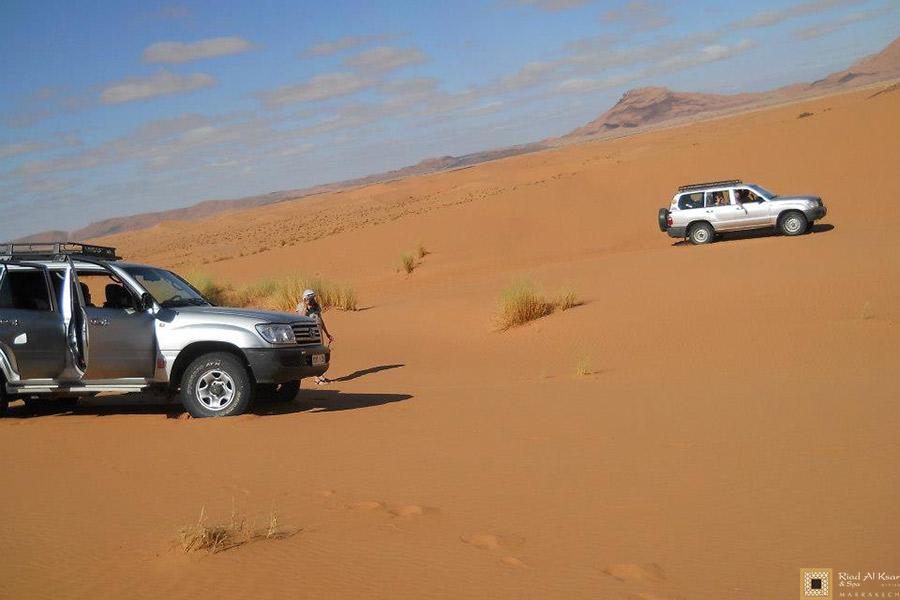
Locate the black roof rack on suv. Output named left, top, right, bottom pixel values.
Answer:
left=678, top=179, right=742, bottom=192
left=0, top=242, right=121, bottom=262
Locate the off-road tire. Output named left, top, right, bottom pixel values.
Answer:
left=180, top=352, right=252, bottom=418
left=779, top=211, right=808, bottom=236
left=0, top=389, right=7, bottom=418
left=256, top=381, right=300, bottom=403
left=688, top=222, right=714, bottom=245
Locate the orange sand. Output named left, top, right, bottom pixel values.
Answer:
left=1, top=85, right=898, bottom=600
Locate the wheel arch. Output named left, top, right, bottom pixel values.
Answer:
left=776, top=208, right=805, bottom=227
left=169, top=342, right=252, bottom=390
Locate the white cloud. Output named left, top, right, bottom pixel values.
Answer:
left=511, top=0, right=589, bottom=11
left=600, top=1, right=672, bottom=31
left=261, top=72, right=374, bottom=107
left=0, top=141, right=47, bottom=159
left=143, top=36, right=254, bottom=63
left=301, top=34, right=400, bottom=58
left=344, top=46, right=426, bottom=73
left=99, top=71, right=215, bottom=104
left=794, top=4, right=898, bottom=39
left=733, top=0, right=865, bottom=28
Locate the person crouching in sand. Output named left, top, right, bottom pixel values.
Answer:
left=297, top=289, right=333, bottom=385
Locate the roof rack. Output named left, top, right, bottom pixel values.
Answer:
left=678, top=179, right=742, bottom=192
left=0, top=242, right=121, bottom=262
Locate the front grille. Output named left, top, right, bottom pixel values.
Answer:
left=292, top=322, right=321, bottom=345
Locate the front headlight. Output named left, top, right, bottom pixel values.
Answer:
left=255, top=323, right=295, bottom=345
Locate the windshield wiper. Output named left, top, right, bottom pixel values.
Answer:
left=161, top=296, right=208, bottom=308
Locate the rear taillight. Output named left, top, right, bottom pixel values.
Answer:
left=666, top=214, right=673, bottom=226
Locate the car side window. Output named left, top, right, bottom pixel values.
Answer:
left=705, top=190, right=731, bottom=207
left=77, top=271, right=134, bottom=310
left=737, top=188, right=763, bottom=203
left=0, top=270, right=52, bottom=311
left=678, top=192, right=704, bottom=209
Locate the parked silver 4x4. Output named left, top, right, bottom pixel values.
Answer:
left=658, top=179, right=827, bottom=244
left=0, top=243, right=329, bottom=417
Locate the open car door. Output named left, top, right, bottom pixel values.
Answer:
left=57, top=259, right=89, bottom=381
left=0, top=260, right=88, bottom=384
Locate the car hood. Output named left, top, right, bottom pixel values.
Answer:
left=172, top=305, right=311, bottom=323
left=770, top=195, right=820, bottom=203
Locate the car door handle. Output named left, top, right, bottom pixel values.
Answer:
left=0, top=318, right=18, bottom=327
left=90, top=318, right=110, bottom=327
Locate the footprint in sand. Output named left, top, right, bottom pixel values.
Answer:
left=460, top=533, right=525, bottom=551
left=316, top=489, right=336, bottom=498
left=346, top=500, right=386, bottom=511
left=626, top=593, right=683, bottom=600
left=602, top=563, right=666, bottom=584
left=388, top=504, right=439, bottom=518
left=500, top=556, right=527, bottom=568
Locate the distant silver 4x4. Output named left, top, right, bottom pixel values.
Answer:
left=0, top=243, right=329, bottom=417
left=658, top=179, right=827, bottom=244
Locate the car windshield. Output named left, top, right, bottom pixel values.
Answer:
left=122, top=265, right=211, bottom=307
left=748, top=184, right=777, bottom=199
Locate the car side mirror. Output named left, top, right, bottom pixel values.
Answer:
left=139, top=292, right=154, bottom=311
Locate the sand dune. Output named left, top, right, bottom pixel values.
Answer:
left=1, top=84, right=899, bottom=599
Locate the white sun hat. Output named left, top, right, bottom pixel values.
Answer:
left=303, top=289, right=316, bottom=298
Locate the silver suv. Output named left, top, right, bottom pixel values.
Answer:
left=658, top=179, right=827, bottom=244
left=0, top=243, right=329, bottom=417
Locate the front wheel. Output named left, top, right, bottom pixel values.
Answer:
left=688, top=222, right=715, bottom=245
left=779, top=211, right=808, bottom=236
left=180, top=352, right=252, bottom=418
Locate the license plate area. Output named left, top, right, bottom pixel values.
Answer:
left=311, top=354, right=326, bottom=366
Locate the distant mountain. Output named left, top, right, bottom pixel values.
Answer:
left=17, top=37, right=899, bottom=243
left=561, top=37, right=900, bottom=140
left=17, top=142, right=546, bottom=243
left=563, top=87, right=762, bottom=137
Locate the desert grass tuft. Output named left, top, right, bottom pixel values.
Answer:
left=187, top=273, right=235, bottom=307
left=178, top=505, right=296, bottom=554
left=798, top=111, right=814, bottom=119
left=400, top=253, right=416, bottom=274
left=186, top=273, right=357, bottom=312
left=497, top=282, right=555, bottom=330
left=575, top=355, right=593, bottom=377
left=497, top=282, right=581, bottom=330
left=555, top=290, right=580, bottom=311
left=416, top=243, right=430, bottom=259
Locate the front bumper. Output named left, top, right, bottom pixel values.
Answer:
left=803, top=204, right=827, bottom=221
left=666, top=226, right=687, bottom=238
left=244, top=345, right=330, bottom=383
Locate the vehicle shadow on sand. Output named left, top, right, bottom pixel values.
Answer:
left=255, top=389, right=412, bottom=414
left=672, top=223, right=834, bottom=246
left=4, top=389, right=413, bottom=419
left=328, top=363, right=405, bottom=383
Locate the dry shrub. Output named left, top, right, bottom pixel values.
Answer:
left=416, top=244, right=430, bottom=259
left=798, top=111, right=814, bottom=119
left=400, top=253, right=416, bottom=274
left=186, top=273, right=357, bottom=312
left=187, top=273, right=235, bottom=306
left=497, top=282, right=580, bottom=330
left=178, top=506, right=295, bottom=554
left=556, top=290, right=580, bottom=311
left=575, top=355, right=593, bottom=377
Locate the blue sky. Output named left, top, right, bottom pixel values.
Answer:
left=1, top=0, right=898, bottom=239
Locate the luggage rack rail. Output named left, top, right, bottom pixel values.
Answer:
left=0, top=242, right=121, bottom=262
left=678, top=179, right=742, bottom=192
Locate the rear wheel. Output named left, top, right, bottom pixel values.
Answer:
left=0, top=388, right=7, bottom=418
left=779, top=211, right=808, bottom=236
left=688, top=222, right=714, bottom=245
left=180, top=352, right=252, bottom=418
left=256, top=381, right=300, bottom=403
